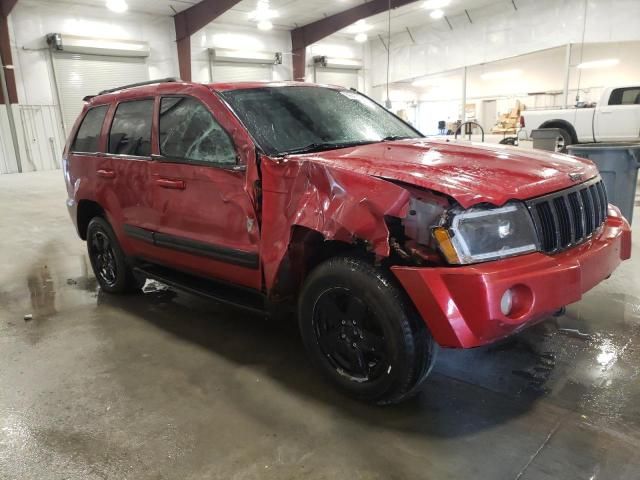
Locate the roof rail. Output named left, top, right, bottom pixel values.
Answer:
left=98, top=77, right=180, bottom=96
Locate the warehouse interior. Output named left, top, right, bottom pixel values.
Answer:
left=1, top=0, right=640, bottom=478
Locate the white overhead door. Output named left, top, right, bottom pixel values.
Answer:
left=52, top=52, right=148, bottom=134
left=314, top=68, right=360, bottom=90
left=210, top=62, right=273, bottom=83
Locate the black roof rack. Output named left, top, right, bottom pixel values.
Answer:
left=97, top=77, right=180, bottom=96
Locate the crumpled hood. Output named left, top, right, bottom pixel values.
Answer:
left=293, top=139, right=599, bottom=208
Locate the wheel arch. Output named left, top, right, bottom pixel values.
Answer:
left=268, top=225, right=374, bottom=302
left=539, top=119, right=578, bottom=144
left=77, top=199, right=105, bottom=240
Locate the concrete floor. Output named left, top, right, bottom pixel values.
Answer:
left=1, top=170, right=640, bottom=480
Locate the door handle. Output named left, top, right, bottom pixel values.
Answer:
left=96, top=169, right=116, bottom=179
left=155, top=178, right=186, bottom=189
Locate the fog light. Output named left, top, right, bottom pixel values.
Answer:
left=500, top=289, right=513, bottom=316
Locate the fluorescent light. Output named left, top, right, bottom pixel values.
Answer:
left=430, top=9, right=445, bottom=19
left=106, top=0, right=128, bottom=13
left=257, top=19, right=273, bottom=30
left=423, top=0, right=451, bottom=8
left=354, top=32, right=368, bottom=43
left=480, top=69, right=522, bottom=80
left=248, top=0, right=279, bottom=21
left=577, top=58, right=619, bottom=69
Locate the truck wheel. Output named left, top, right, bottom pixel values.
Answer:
left=298, top=256, right=437, bottom=404
left=87, top=217, right=143, bottom=294
left=555, top=128, right=573, bottom=153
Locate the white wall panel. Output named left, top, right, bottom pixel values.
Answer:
left=52, top=52, right=148, bottom=134
left=0, top=106, right=19, bottom=174
left=314, top=68, right=360, bottom=90
left=191, top=23, right=292, bottom=83
left=368, top=0, right=640, bottom=87
left=16, top=105, right=65, bottom=172
left=11, top=0, right=177, bottom=105
left=211, top=63, right=273, bottom=83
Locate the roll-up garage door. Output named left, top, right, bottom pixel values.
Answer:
left=52, top=52, right=148, bottom=135
left=209, top=62, right=273, bottom=83
left=314, top=68, right=360, bottom=90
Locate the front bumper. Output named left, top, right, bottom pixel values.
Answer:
left=392, top=207, right=632, bottom=348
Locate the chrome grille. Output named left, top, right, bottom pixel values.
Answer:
left=526, top=177, right=608, bottom=254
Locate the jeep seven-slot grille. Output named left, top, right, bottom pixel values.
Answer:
left=526, top=177, right=608, bottom=253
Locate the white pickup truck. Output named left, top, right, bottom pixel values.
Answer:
left=521, top=85, right=640, bottom=150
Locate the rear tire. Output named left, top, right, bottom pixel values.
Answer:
left=555, top=128, right=573, bottom=153
left=298, top=256, right=437, bottom=404
left=87, top=217, right=143, bottom=294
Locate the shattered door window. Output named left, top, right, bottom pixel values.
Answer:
left=159, top=97, right=237, bottom=165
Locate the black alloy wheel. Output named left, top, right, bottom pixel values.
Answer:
left=86, top=217, right=144, bottom=294
left=313, top=287, right=387, bottom=383
left=299, top=256, right=437, bottom=404
left=89, top=230, right=118, bottom=288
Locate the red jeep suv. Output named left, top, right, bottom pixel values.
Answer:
left=63, top=78, right=631, bottom=404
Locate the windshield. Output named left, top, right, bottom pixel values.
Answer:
left=220, top=86, right=422, bottom=156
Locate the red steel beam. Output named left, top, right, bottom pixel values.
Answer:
left=176, top=36, right=191, bottom=82
left=291, top=0, right=419, bottom=81
left=173, top=0, right=242, bottom=82
left=0, top=0, right=18, bottom=17
left=0, top=13, right=18, bottom=104
left=174, top=0, right=242, bottom=41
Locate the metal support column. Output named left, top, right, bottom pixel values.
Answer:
left=562, top=43, right=571, bottom=108
left=461, top=66, right=467, bottom=122
left=0, top=50, right=21, bottom=173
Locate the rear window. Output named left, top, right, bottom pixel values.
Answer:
left=109, top=99, right=154, bottom=157
left=71, top=105, right=108, bottom=153
left=608, top=87, right=640, bottom=105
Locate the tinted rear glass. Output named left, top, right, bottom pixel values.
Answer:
left=109, top=99, right=154, bottom=156
left=609, top=87, right=640, bottom=105
left=71, top=105, right=108, bottom=153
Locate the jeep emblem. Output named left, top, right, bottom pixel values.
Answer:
left=568, top=172, right=584, bottom=182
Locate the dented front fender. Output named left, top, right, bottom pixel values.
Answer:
left=260, top=157, right=411, bottom=291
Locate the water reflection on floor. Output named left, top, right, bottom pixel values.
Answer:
left=1, top=171, right=640, bottom=479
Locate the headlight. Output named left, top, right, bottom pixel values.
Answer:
left=433, top=203, right=539, bottom=264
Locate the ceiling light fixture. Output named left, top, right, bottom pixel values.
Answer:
left=577, top=58, right=619, bottom=69
left=423, top=0, right=451, bottom=9
left=480, top=69, right=523, bottom=80
left=430, top=9, right=445, bottom=19
left=248, top=0, right=279, bottom=21
left=106, top=0, right=128, bottom=13
left=354, top=32, right=368, bottom=43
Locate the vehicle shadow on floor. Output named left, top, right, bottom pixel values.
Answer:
left=88, top=282, right=566, bottom=439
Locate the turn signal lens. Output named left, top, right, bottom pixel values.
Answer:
left=433, top=227, right=460, bottom=264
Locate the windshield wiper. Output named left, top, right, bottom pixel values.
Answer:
left=380, top=135, right=414, bottom=141
left=282, top=140, right=376, bottom=155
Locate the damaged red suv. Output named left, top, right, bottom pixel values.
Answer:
left=63, top=79, right=631, bottom=404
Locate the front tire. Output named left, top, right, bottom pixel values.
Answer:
left=87, top=217, right=143, bottom=294
left=298, top=256, right=436, bottom=404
